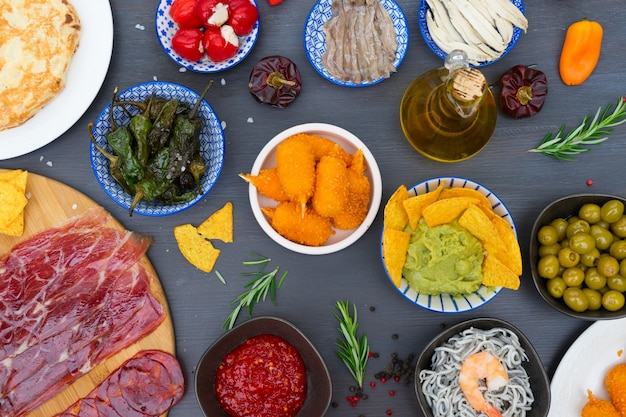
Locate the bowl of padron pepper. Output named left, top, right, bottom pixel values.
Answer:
left=89, top=81, right=225, bottom=216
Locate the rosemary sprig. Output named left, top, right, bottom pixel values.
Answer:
left=333, top=300, right=369, bottom=388
left=222, top=253, right=288, bottom=330
left=529, top=97, right=626, bottom=160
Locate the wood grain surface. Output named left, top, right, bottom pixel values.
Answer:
left=0, top=170, right=175, bottom=417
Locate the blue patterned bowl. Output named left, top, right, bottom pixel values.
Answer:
left=155, top=0, right=259, bottom=73
left=90, top=81, right=225, bottom=216
left=418, top=0, right=524, bottom=67
left=380, top=177, right=517, bottom=313
left=303, top=0, right=409, bottom=87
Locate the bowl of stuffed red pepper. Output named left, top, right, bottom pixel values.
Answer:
left=89, top=80, right=225, bottom=216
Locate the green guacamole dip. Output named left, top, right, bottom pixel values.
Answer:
left=403, top=219, right=483, bottom=295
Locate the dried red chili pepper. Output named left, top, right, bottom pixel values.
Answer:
left=248, top=56, right=302, bottom=108
left=499, top=65, right=548, bottom=119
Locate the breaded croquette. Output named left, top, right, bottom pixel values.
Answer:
left=263, top=201, right=332, bottom=246
left=582, top=390, right=621, bottom=417
left=294, top=133, right=352, bottom=165
left=312, top=155, right=349, bottom=218
left=332, top=150, right=370, bottom=230
left=276, top=136, right=316, bottom=214
left=240, top=168, right=289, bottom=202
left=606, top=363, right=626, bottom=415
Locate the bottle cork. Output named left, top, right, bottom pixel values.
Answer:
left=451, top=68, right=486, bottom=103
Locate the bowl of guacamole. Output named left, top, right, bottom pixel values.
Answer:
left=380, top=176, right=518, bottom=313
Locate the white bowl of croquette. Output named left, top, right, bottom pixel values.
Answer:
left=243, top=123, right=382, bottom=255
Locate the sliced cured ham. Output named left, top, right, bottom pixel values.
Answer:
left=54, top=350, right=184, bottom=417
left=0, top=208, right=165, bottom=417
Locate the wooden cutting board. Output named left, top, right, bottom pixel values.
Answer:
left=0, top=170, right=175, bottom=417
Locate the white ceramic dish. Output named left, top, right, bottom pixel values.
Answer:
left=303, top=0, right=409, bottom=87
left=90, top=81, right=225, bottom=216
left=155, top=0, right=259, bottom=73
left=417, top=0, right=524, bottom=67
left=548, top=317, right=626, bottom=417
left=381, top=176, right=516, bottom=313
left=248, top=123, right=382, bottom=255
left=0, top=0, right=113, bottom=160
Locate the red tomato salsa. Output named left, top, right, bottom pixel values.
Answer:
left=215, top=334, right=307, bottom=417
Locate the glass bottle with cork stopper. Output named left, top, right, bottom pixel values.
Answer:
left=399, top=50, right=497, bottom=162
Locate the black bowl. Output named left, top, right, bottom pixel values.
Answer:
left=415, top=317, right=550, bottom=417
left=530, top=194, right=626, bottom=320
left=194, top=316, right=332, bottom=417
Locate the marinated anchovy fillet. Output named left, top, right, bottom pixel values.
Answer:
left=322, top=0, right=397, bottom=83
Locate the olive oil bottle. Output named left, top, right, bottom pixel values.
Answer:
left=400, top=50, right=497, bottom=162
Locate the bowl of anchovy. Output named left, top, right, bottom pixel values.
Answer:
left=89, top=81, right=225, bottom=216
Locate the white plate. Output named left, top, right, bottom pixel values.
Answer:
left=381, top=177, right=517, bottom=313
left=155, top=0, right=259, bottom=73
left=0, top=0, right=114, bottom=160
left=548, top=317, right=626, bottom=417
left=304, top=0, right=409, bottom=87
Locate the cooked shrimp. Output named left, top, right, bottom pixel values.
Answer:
left=263, top=201, right=332, bottom=246
left=311, top=155, right=349, bottom=218
left=276, top=136, right=316, bottom=215
left=332, top=150, right=370, bottom=230
left=582, top=389, right=621, bottom=417
left=459, top=351, right=508, bottom=417
left=294, top=132, right=352, bottom=165
left=606, top=363, right=626, bottom=415
left=239, top=168, right=289, bottom=202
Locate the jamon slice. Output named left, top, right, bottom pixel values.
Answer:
left=54, top=350, right=184, bottom=417
left=0, top=208, right=165, bottom=417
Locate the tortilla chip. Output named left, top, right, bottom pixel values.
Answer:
left=458, top=204, right=507, bottom=254
left=384, top=185, right=409, bottom=231
left=197, top=202, right=233, bottom=242
left=402, top=183, right=444, bottom=230
left=174, top=224, right=221, bottom=273
left=382, top=228, right=410, bottom=287
left=482, top=253, right=520, bottom=290
left=440, top=187, right=492, bottom=211
left=0, top=181, right=28, bottom=229
left=0, top=169, right=28, bottom=191
left=490, top=215, right=523, bottom=275
left=422, top=197, right=480, bottom=227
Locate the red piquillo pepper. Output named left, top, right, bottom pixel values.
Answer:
left=248, top=56, right=302, bottom=108
left=499, top=65, right=548, bottom=119
left=559, top=19, right=603, bottom=86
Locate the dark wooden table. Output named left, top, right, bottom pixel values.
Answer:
left=2, top=0, right=625, bottom=415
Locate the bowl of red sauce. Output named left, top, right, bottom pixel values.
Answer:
left=194, top=316, right=332, bottom=417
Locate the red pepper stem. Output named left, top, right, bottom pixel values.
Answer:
left=266, top=71, right=296, bottom=89
left=516, top=85, right=533, bottom=106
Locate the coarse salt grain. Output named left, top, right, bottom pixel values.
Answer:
left=221, top=78, right=226, bottom=86
left=39, top=156, right=44, bottom=162
left=46, top=161, right=53, bottom=167
left=153, top=75, right=158, bottom=81
left=247, top=117, right=254, bottom=123
left=179, top=67, right=187, bottom=73
left=221, top=121, right=227, bottom=130
left=135, top=24, right=145, bottom=30
left=72, top=203, right=78, bottom=210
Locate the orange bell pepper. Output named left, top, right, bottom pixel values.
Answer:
left=559, top=19, right=603, bottom=86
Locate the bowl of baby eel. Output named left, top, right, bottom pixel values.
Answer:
left=416, top=317, right=550, bottom=417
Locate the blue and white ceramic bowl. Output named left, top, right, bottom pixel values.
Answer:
left=90, top=81, right=225, bottom=216
left=380, top=177, right=517, bottom=313
left=418, top=0, right=524, bottom=67
left=303, top=0, right=409, bottom=87
left=155, top=0, right=259, bottom=73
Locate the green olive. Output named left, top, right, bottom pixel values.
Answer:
left=582, top=288, right=602, bottom=310
left=621, top=259, right=626, bottom=278
left=602, top=290, right=625, bottom=311
left=563, top=287, right=589, bottom=312
left=557, top=247, right=580, bottom=268
left=596, top=220, right=610, bottom=230
left=568, top=216, right=581, bottom=223
left=550, top=218, right=569, bottom=241
left=601, top=200, right=625, bottom=223
left=597, top=255, right=620, bottom=277
left=607, top=275, right=626, bottom=292
left=611, top=216, right=626, bottom=238
left=566, top=219, right=591, bottom=239
left=609, top=240, right=626, bottom=260
left=579, top=203, right=602, bottom=224
left=537, top=255, right=560, bottom=279
left=539, top=243, right=562, bottom=257
left=562, top=267, right=585, bottom=287
left=546, top=277, right=567, bottom=298
left=580, top=248, right=601, bottom=267
left=584, top=268, right=607, bottom=290
left=569, top=233, right=596, bottom=254
left=537, top=225, right=559, bottom=245
left=590, top=225, right=614, bottom=251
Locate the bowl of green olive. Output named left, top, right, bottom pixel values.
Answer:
left=530, top=194, right=626, bottom=320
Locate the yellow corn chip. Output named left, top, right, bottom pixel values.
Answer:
left=490, top=215, right=523, bottom=275
left=422, top=197, right=480, bottom=227
left=0, top=182, right=28, bottom=229
left=0, top=169, right=28, bottom=191
left=197, top=202, right=233, bottom=243
left=458, top=204, right=506, bottom=254
left=382, top=228, right=410, bottom=288
left=482, top=253, right=520, bottom=290
left=440, top=187, right=492, bottom=211
left=384, top=185, right=409, bottom=231
left=174, top=224, right=221, bottom=273
left=402, top=183, right=444, bottom=230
